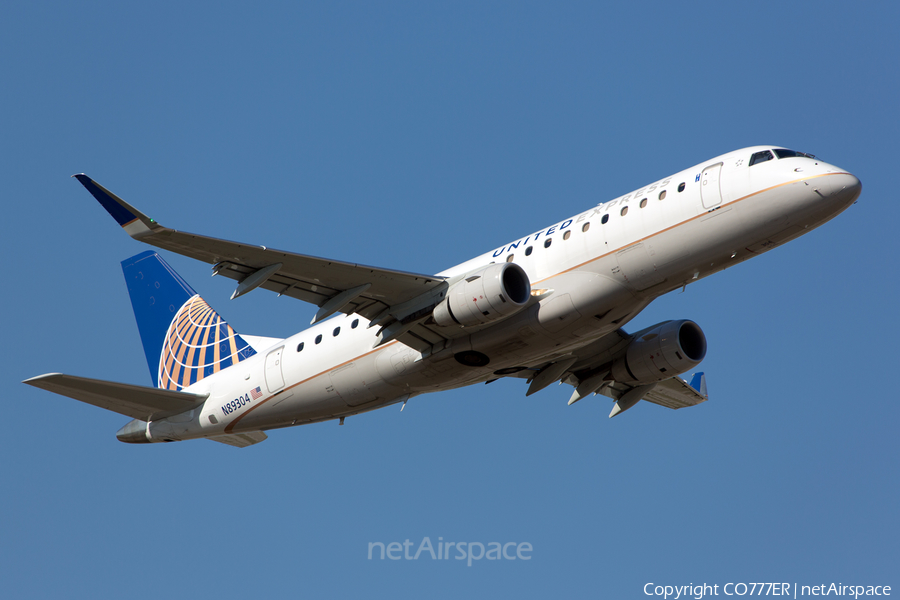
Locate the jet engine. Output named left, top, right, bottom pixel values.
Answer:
left=433, top=263, right=531, bottom=327
left=610, top=320, right=707, bottom=384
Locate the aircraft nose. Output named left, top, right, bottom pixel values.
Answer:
left=826, top=171, right=862, bottom=205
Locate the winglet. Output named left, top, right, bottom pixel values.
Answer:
left=689, top=372, right=708, bottom=397
left=72, top=174, right=162, bottom=238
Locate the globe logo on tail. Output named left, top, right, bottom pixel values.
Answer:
left=158, top=295, right=256, bottom=391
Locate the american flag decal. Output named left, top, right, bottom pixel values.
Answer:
left=250, top=386, right=262, bottom=400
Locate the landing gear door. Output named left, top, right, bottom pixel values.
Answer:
left=700, top=163, right=723, bottom=209
left=265, top=347, right=285, bottom=393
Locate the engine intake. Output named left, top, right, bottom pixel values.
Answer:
left=610, top=320, right=707, bottom=384
left=434, top=263, right=531, bottom=327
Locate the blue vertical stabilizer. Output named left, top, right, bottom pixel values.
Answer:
left=122, top=251, right=256, bottom=390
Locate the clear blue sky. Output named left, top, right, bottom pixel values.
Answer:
left=3, top=2, right=897, bottom=598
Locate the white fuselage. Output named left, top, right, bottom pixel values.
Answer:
left=146, top=147, right=860, bottom=443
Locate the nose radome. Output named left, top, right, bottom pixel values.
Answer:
left=830, top=172, right=862, bottom=205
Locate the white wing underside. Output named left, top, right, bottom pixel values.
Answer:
left=599, top=375, right=708, bottom=410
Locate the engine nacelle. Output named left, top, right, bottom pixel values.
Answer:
left=433, top=262, right=531, bottom=327
left=610, top=320, right=707, bottom=384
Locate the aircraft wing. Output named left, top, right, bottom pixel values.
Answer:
left=593, top=372, right=708, bottom=416
left=24, top=373, right=209, bottom=421
left=642, top=373, right=708, bottom=410
left=521, top=327, right=709, bottom=416
left=74, top=175, right=448, bottom=343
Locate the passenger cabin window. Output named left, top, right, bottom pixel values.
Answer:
left=544, top=238, right=552, bottom=248
left=659, top=190, right=666, bottom=200
left=315, top=334, right=322, bottom=345
left=506, top=254, right=514, bottom=262
left=774, top=148, right=815, bottom=160
left=297, top=342, right=304, bottom=352
left=677, top=182, right=686, bottom=192
left=749, top=150, right=774, bottom=166
left=601, top=214, right=609, bottom=224
left=620, top=206, right=628, bottom=216
left=640, top=198, right=647, bottom=208
left=525, top=246, right=533, bottom=256
left=582, top=222, right=591, bottom=232
left=563, top=230, right=571, bottom=240
left=351, top=319, right=359, bottom=329
left=333, top=327, right=340, bottom=337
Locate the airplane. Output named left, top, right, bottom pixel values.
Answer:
left=24, top=146, right=861, bottom=447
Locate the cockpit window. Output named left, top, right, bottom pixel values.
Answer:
left=774, top=148, right=815, bottom=160
left=749, top=150, right=774, bottom=166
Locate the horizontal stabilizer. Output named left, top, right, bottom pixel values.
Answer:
left=208, top=431, right=268, bottom=448
left=23, top=373, right=209, bottom=421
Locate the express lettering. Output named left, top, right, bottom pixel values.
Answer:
left=605, top=177, right=672, bottom=209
